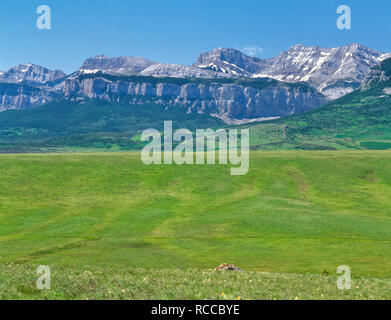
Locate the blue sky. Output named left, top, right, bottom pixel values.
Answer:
left=0, top=0, right=390, bottom=73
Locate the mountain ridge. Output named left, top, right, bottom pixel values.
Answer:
left=195, top=44, right=391, bottom=99
left=0, top=43, right=389, bottom=122
left=0, top=58, right=390, bottom=151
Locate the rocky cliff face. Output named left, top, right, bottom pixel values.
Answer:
left=365, top=58, right=391, bottom=86
left=62, top=75, right=328, bottom=120
left=0, top=82, right=61, bottom=111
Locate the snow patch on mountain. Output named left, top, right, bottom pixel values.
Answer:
left=384, top=88, right=391, bottom=95
left=380, top=53, right=391, bottom=61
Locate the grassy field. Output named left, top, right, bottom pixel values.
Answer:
left=1, top=265, right=390, bottom=300
left=1, top=151, right=391, bottom=299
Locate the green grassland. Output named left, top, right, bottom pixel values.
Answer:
left=0, top=101, right=223, bottom=152
left=1, top=151, right=391, bottom=299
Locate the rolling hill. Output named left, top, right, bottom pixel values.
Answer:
left=0, top=101, right=223, bottom=152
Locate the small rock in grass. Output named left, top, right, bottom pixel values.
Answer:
left=215, top=263, right=242, bottom=271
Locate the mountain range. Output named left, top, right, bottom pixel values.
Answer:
left=195, top=44, right=391, bottom=99
left=0, top=44, right=390, bottom=123
left=0, top=55, right=390, bottom=152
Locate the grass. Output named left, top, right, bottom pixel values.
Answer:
left=1, top=151, right=391, bottom=299
left=1, top=265, right=390, bottom=300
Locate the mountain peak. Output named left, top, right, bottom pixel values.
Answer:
left=94, top=54, right=108, bottom=58
left=80, top=55, right=157, bottom=75
left=289, top=44, right=306, bottom=50
left=340, top=43, right=377, bottom=54
left=0, top=63, right=66, bottom=83
left=193, top=47, right=264, bottom=76
left=210, top=47, right=244, bottom=54
left=344, top=43, right=367, bottom=49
